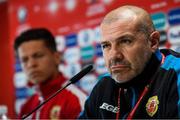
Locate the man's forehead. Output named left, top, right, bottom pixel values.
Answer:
left=100, top=18, right=137, bottom=40
left=18, top=41, right=46, bottom=54
left=101, top=7, right=138, bottom=25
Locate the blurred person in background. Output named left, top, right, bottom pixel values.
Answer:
left=79, top=5, right=180, bottom=119
left=14, top=28, right=87, bottom=119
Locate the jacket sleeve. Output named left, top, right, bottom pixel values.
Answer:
left=160, top=50, right=180, bottom=118
left=164, top=69, right=180, bottom=118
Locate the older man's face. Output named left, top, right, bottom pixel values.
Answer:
left=100, top=19, right=153, bottom=83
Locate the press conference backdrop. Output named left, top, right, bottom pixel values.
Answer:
left=8, top=0, right=180, bottom=114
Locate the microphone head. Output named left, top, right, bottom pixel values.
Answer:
left=70, top=64, right=93, bottom=83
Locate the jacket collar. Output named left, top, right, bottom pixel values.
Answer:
left=37, top=73, right=67, bottom=99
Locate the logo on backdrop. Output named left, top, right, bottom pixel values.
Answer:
left=151, top=12, right=166, bottom=30
left=17, top=6, right=27, bottom=24
left=168, top=25, right=180, bottom=44
left=168, top=7, right=180, bottom=25
left=78, top=29, right=94, bottom=47
left=80, top=45, right=94, bottom=62
left=64, top=47, right=80, bottom=63
left=55, top=35, right=65, bottom=52
left=95, top=57, right=107, bottom=75
left=65, top=34, right=78, bottom=47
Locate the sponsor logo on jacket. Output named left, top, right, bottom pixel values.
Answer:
left=99, top=102, right=119, bottom=113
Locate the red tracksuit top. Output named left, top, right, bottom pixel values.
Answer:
left=19, top=73, right=87, bottom=119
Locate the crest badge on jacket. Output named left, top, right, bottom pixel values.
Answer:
left=146, top=96, right=159, bottom=117
left=50, top=105, right=61, bottom=119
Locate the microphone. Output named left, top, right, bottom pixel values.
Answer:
left=22, top=64, right=93, bottom=119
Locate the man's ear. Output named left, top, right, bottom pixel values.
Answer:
left=54, top=51, right=62, bottom=65
left=149, top=31, right=160, bottom=52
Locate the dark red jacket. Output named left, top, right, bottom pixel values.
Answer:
left=19, top=73, right=87, bottom=119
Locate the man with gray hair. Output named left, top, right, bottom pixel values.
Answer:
left=79, top=5, right=180, bottom=119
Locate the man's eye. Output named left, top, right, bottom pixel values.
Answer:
left=121, top=39, right=132, bottom=44
left=101, top=44, right=109, bottom=49
left=34, top=53, right=44, bottom=58
left=21, top=58, right=28, bottom=63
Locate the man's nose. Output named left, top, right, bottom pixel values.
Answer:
left=110, top=45, right=124, bottom=59
left=27, top=58, right=37, bottom=68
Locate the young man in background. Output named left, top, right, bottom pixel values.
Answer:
left=79, top=5, right=180, bottom=119
left=14, top=28, right=87, bottom=119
